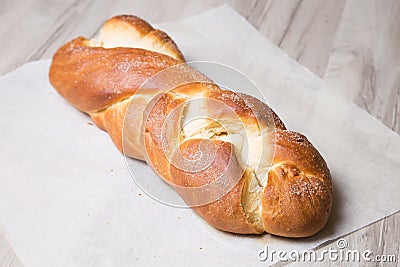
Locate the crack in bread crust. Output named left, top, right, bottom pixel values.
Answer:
left=48, top=14, right=333, bottom=237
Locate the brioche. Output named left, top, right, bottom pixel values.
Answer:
left=49, top=15, right=333, bottom=237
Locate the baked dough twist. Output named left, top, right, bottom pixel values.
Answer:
left=49, top=15, right=333, bottom=237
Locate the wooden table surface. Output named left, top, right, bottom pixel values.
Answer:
left=1, top=0, right=399, bottom=266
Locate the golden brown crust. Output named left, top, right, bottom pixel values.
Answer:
left=238, top=93, right=286, bottom=131
left=207, top=89, right=267, bottom=124
left=48, top=14, right=333, bottom=237
left=170, top=139, right=261, bottom=234
left=49, top=37, right=179, bottom=113
left=103, top=100, right=130, bottom=153
left=143, top=91, right=187, bottom=181
left=141, top=81, right=284, bottom=182
left=262, top=131, right=333, bottom=237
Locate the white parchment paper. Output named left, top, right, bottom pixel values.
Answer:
left=0, top=5, right=399, bottom=266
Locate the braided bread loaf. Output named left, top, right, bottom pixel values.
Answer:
left=49, top=15, right=333, bottom=237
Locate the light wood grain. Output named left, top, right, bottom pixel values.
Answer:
left=0, top=0, right=230, bottom=74
left=274, top=212, right=400, bottom=267
left=233, top=0, right=346, bottom=77
left=0, top=0, right=399, bottom=266
left=323, top=0, right=400, bottom=133
left=0, top=0, right=80, bottom=74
